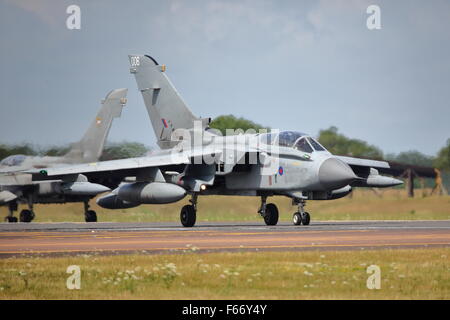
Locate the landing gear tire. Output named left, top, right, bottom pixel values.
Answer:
left=301, top=212, right=311, bottom=225
left=85, top=210, right=97, bottom=222
left=180, top=205, right=196, bottom=227
left=293, top=212, right=302, bottom=225
left=293, top=199, right=311, bottom=226
left=5, top=216, right=18, bottom=223
left=19, top=210, right=35, bottom=223
left=264, top=203, right=279, bottom=226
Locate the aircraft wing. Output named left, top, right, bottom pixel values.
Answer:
left=337, top=155, right=403, bottom=187
left=27, top=147, right=221, bottom=182
left=336, top=156, right=390, bottom=169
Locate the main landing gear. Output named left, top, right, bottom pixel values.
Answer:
left=258, top=196, right=279, bottom=226
left=84, top=201, right=97, bottom=222
left=292, top=199, right=310, bottom=226
left=4, top=200, right=35, bottom=223
left=180, top=193, right=197, bottom=227
left=177, top=194, right=309, bottom=228
left=5, top=202, right=18, bottom=223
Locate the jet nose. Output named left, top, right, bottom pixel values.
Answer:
left=319, top=158, right=357, bottom=190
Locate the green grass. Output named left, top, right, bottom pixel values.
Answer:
left=1, top=189, right=449, bottom=223
left=1, top=248, right=449, bottom=299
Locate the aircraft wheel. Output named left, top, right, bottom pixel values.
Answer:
left=180, top=205, right=196, bottom=227
left=264, top=203, right=279, bottom=226
left=302, top=212, right=311, bottom=225
left=85, top=210, right=97, bottom=222
left=293, top=212, right=302, bottom=225
left=5, top=216, right=18, bottom=223
left=19, top=210, right=35, bottom=223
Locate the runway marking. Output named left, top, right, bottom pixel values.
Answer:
left=1, top=221, right=449, bottom=256
left=0, top=229, right=374, bottom=240
left=3, top=227, right=442, bottom=238
left=0, top=235, right=449, bottom=255
left=1, top=242, right=449, bottom=256
left=1, top=231, right=449, bottom=245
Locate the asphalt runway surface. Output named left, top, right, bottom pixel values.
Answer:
left=0, top=220, right=449, bottom=257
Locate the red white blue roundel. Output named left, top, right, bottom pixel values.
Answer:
left=278, top=166, right=284, bottom=176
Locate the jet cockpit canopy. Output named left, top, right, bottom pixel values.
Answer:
left=0, top=154, right=27, bottom=167
left=258, top=131, right=328, bottom=153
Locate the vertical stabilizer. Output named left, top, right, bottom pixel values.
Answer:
left=129, top=55, right=203, bottom=149
left=64, top=88, right=128, bottom=163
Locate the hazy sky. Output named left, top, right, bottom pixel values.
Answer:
left=0, top=0, right=449, bottom=156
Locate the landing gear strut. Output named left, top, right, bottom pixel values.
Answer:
left=4, top=201, right=35, bottom=223
left=180, top=193, right=197, bottom=227
left=258, top=196, right=279, bottom=226
left=293, top=199, right=310, bottom=226
left=84, top=201, right=97, bottom=222
left=5, top=202, right=18, bottom=223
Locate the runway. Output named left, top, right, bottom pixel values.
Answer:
left=0, top=220, right=449, bottom=257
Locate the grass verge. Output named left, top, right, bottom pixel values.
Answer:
left=1, top=189, right=448, bottom=223
left=1, top=248, right=449, bottom=299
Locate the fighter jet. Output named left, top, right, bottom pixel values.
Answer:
left=0, top=88, right=128, bottom=223
left=29, top=55, right=402, bottom=227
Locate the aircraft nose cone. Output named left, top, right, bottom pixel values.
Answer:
left=390, top=177, right=404, bottom=187
left=319, top=158, right=357, bottom=190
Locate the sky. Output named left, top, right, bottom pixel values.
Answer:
left=0, top=0, right=449, bottom=156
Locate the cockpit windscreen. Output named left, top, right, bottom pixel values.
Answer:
left=307, top=137, right=326, bottom=151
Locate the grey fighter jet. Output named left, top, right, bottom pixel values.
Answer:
left=1, top=89, right=128, bottom=222
left=29, top=55, right=402, bottom=227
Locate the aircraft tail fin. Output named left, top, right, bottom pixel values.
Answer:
left=129, top=55, right=207, bottom=149
left=64, top=88, right=128, bottom=163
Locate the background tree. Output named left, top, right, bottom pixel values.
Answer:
left=209, top=115, right=269, bottom=135
left=42, top=146, right=70, bottom=157
left=385, top=150, right=434, bottom=167
left=0, top=142, right=150, bottom=161
left=0, top=143, right=37, bottom=160
left=434, top=138, right=450, bottom=171
left=100, top=142, right=150, bottom=161
left=317, top=126, right=383, bottom=159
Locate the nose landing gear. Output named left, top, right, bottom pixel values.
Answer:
left=293, top=199, right=310, bottom=226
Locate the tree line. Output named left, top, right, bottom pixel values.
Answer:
left=0, top=142, right=150, bottom=162
left=209, top=116, right=450, bottom=171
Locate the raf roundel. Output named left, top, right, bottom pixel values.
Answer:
left=278, top=166, right=284, bottom=176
